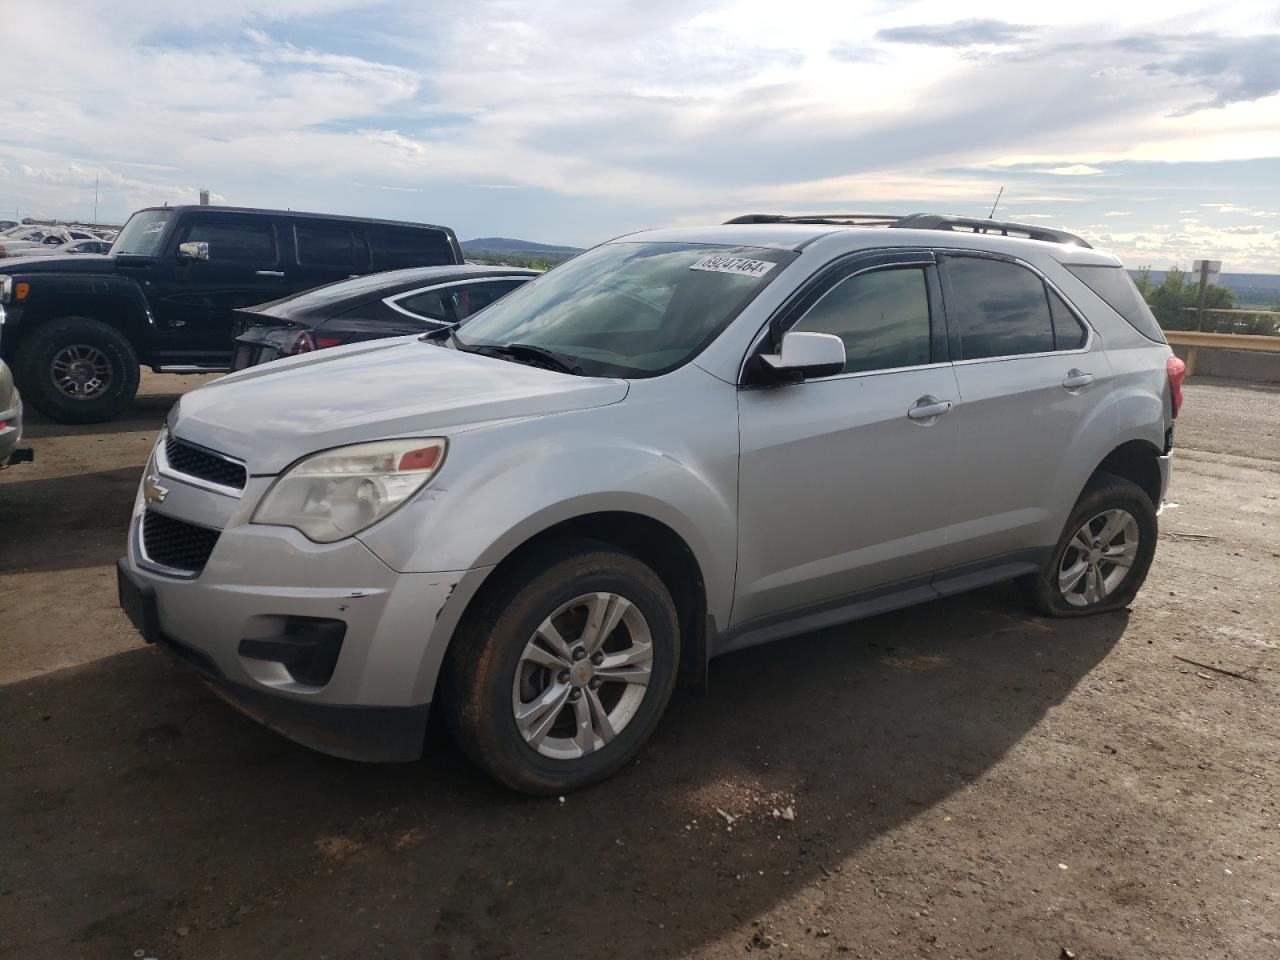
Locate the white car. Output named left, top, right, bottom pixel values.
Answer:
left=4, top=238, right=113, bottom=260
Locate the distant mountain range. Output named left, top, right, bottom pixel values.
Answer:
left=462, top=237, right=584, bottom=255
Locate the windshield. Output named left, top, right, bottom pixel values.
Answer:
left=455, top=241, right=794, bottom=377
left=110, top=209, right=173, bottom=257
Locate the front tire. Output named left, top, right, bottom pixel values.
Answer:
left=1024, top=472, right=1158, bottom=617
left=442, top=541, right=680, bottom=794
left=15, top=317, right=140, bottom=423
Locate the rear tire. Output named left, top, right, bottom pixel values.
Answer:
left=1023, top=472, right=1157, bottom=617
left=442, top=540, right=680, bottom=794
left=15, top=317, right=139, bottom=424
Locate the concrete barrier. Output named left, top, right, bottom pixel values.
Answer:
left=1165, top=331, right=1280, bottom=384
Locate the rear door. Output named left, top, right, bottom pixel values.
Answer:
left=150, top=213, right=290, bottom=363
left=937, top=252, right=1109, bottom=568
left=292, top=220, right=371, bottom=290
left=733, top=250, right=962, bottom=626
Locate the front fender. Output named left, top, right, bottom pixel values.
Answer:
left=0, top=271, right=152, bottom=352
left=355, top=369, right=740, bottom=625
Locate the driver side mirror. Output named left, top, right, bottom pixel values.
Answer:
left=177, top=241, right=209, bottom=262
left=755, top=331, right=845, bottom=382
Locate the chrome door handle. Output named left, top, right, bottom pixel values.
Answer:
left=255, top=270, right=285, bottom=277
left=1062, top=369, right=1095, bottom=391
left=907, top=396, right=954, bottom=421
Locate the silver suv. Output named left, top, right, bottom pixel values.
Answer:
left=117, top=214, right=1185, bottom=793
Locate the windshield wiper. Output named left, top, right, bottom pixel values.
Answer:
left=477, top=343, right=584, bottom=375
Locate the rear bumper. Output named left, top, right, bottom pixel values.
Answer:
left=1157, top=452, right=1172, bottom=512
left=117, top=557, right=433, bottom=761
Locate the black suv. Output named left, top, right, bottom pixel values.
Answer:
left=0, top=205, right=463, bottom=422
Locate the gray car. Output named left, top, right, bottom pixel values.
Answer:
left=116, top=213, right=1183, bottom=793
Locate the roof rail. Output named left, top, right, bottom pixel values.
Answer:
left=723, top=212, right=1092, bottom=248
left=889, top=214, right=1092, bottom=248
left=724, top=213, right=903, bottom=226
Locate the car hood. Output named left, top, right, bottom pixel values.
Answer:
left=171, top=337, right=629, bottom=473
left=0, top=253, right=114, bottom=273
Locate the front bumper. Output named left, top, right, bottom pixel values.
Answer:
left=118, top=474, right=485, bottom=761
left=118, top=559, right=431, bottom=761
left=0, top=389, right=32, bottom=468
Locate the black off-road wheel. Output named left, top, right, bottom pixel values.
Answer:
left=1023, top=472, right=1158, bottom=617
left=442, top=540, right=680, bottom=794
left=15, top=317, right=140, bottom=424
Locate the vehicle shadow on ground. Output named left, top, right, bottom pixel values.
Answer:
left=0, top=467, right=138, bottom=573
left=21, top=391, right=180, bottom=439
left=1, top=587, right=1127, bottom=959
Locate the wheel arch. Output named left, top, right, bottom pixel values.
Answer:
left=432, top=509, right=712, bottom=705
left=1087, top=438, right=1164, bottom=507
left=7, top=288, right=149, bottom=358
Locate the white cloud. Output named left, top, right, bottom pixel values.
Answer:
left=0, top=0, right=1277, bottom=269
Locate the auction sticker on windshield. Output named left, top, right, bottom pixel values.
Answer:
left=690, top=255, right=777, bottom=279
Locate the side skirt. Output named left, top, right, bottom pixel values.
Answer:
left=710, top=548, right=1049, bottom=659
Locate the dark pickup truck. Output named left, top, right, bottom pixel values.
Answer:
left=0, top=205, right=463, bottom=422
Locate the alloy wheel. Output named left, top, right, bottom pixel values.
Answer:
left=511, top=592, right=654, bottom=760
left=50, top=344, right=112, bottom=400
left=1058, top=508, right=1139, bottom=607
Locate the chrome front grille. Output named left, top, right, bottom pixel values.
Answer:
left=162, top=434, right=247, bottom=492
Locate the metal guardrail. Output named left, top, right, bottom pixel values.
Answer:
left=1164, top=331, right=1280, bottom=352
left=1164, top=330, right=1280, bottom=377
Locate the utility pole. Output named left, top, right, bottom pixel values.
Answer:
left=94, top=171, right=99, bottom=226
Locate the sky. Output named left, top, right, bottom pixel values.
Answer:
left=3, top=0, right=1280, bottom=271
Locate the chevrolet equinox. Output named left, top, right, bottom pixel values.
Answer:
left=117, top=213, right=1185, bottom=793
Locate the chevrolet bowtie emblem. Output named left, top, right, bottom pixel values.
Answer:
left=143, top=471, right=169, bottom=504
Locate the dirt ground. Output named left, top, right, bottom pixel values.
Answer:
left=1, top=373, right=1277, bottom=960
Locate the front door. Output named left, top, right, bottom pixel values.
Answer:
left=733, top=252, right=961, bottom=628
left=151, top=215, right=288, bottom=364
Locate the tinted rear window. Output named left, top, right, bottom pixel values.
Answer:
left=1048, top=288, right=1087, bottom=350
left=296, top=223, right=360, bottom=268
left=945, top=257, right=1053, bottom=360
left=1065, top=264, right=1165, bottom=343
left=368, top=227, right=455, bottom=269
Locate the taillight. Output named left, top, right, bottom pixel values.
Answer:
left=1166, top=355, right=1186, bottom=418
left=278, top=331, right=345, bottom=357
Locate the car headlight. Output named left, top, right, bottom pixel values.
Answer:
left=253, top=438, right=447, bottom=543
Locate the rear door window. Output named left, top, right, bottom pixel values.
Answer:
left=295, top=223, right=360, bottom=268
left=944, top=257, right=1054, bottom=360
left=1065, top=263, right=1165, bottom=343
left=449, top=279, right=526, bottom=320
left=1048, top=288, right=1087, bottom=350
left=394, top=289, right=454, bottom=323
left=183, top=219, right=277, bottom=265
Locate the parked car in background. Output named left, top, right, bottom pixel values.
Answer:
left=0, top=227, right=75, bottom=258
left=117, top=212, right=1182, bottom=793
left=0, top=356, right=33, bottom=467
left=231, top=265, right=538, bottom=369
left=0, top=205, right=463, bottom=423
left=4, top=238, right=113, bottom=260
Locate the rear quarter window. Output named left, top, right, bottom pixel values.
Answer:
left=368, top=227, right=456, bottom=270
left=1065, top=264, right=1166, bottom=344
